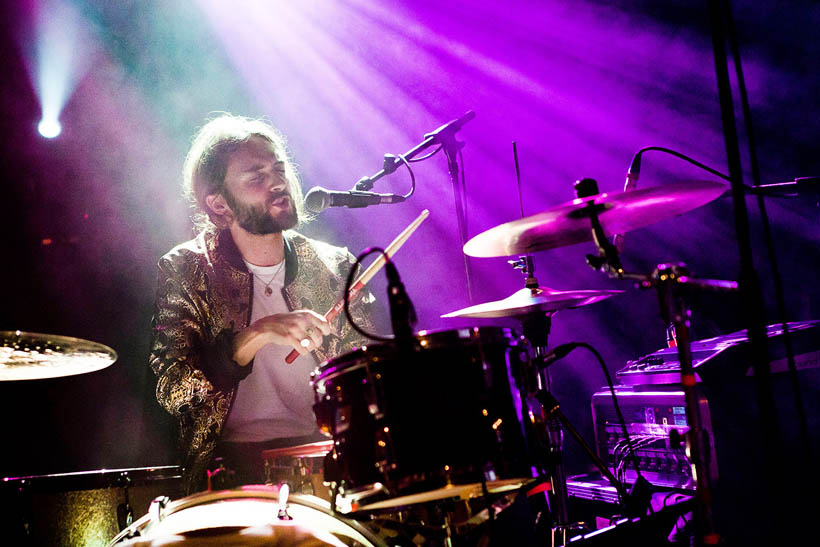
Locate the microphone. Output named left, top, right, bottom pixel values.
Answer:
left=384, top=259, right=416, bottom=343
left=612, top=151, right=642, bottom=252
left=537, top=342, right=579, bottom=370
left=304, top=186, right=406, bottom=213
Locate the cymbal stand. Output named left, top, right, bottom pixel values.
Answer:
left=575, top=178, right=738, bottom=544
left=508, top=256, right=579, bottom=545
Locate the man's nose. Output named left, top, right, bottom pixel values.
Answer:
left=268, top=173, right=287, bottom=193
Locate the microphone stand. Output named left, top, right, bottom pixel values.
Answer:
left=354, top=111, right=476, bottom=191
left=435, top=120, right=474, bottom=304
left=354, top=112, right=476, bottom=302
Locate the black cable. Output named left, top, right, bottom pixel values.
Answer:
left=722, top=0, right=809, bottom=463
left=634, top=146, right=731, bottom=182
left=343, top=247, right=393, bottom=343
left=395, top=154, right=416, bottom=200
left=572, top=342, right=646, bottom=488
left=542, top=341, right=652, bottom=515
left=408, top=145, right=443, bottom=162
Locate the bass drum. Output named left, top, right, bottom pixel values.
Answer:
left=107, top=485, right=385, bottom=547
left=312, top=326, right=535, bottom=504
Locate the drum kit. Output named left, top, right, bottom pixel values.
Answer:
left=2, top=177, right=734, bottom=546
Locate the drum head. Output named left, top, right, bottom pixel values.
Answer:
left=109, top=486, right=384, bottom=547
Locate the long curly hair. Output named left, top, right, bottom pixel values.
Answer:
left=182, top=114, right=306, bottom=231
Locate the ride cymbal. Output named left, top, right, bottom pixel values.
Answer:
left=464, top=180, right=727, bottom=257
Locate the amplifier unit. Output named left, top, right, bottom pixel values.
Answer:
left=591, top=320, right=820, bottom=543
left=591, top=387, right=716, bottom=491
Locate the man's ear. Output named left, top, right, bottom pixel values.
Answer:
left=205, top=193, right=232, bottom=224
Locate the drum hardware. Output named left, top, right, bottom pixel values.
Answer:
left=536, top=390, right=629, bottom=506
left=277, top=483, right=293, bottom=520
left=116, top=474, right=134, bottom=532
left=205, top=457, right=236, bottom=491
left=148, top=495, right=170, bottom=525
left=0, top=330, right=117, bottom=381
left=461, top=174, right=732, bottom=542
left=262, top=440, right=334, bottom=503
left=442, top=248, right=626, bottom=544
left=565, top=176, right=736, bottom=541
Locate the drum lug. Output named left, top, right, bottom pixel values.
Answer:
left=148, top=495, right=170, bottom=524
left=277, top=483, right=293, bottom=521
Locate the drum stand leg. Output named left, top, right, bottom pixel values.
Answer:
left=443, top=513, right=454, bottom=547
left=541, top=396, right=587, bottom=547
left=520, top=313, right=577, bottom=545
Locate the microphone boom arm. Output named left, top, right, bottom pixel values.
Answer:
left=355, top=111, right=475, bottom=191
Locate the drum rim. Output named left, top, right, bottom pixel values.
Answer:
left=313, top=325, right=526, bottom=387
left=107, top=486, right=386, bottom=546
left=2, top=465, right=183, bottom=492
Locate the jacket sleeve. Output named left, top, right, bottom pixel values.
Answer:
left=149, top=255, right=251, bottom=418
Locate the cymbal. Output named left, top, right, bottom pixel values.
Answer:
left=355, top=478, right=527, bottom=512
left=442, top=287, right=623, bottom=318
left=464, top=180, right=728, bottom=257
left=0, top=331, right=117, bottom=381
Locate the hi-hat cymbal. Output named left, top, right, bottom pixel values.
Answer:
left=442, top=287, right=623, bottom=319
left=464, top=180, right=728, bottom=257
left=0, top=331, right=117, bottom=381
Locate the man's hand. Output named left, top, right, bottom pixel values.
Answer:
left=232, top=310, right=331, bottom=365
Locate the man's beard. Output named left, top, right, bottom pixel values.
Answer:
left=224, top=190, right=298, bottom=235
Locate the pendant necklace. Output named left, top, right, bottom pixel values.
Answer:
left=253, top=260, right=285, bottom=297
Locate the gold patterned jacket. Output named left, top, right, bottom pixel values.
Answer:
left=149, top=228, right=374, bottom=494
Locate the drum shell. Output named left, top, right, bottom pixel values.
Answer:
left=313, top=327, right=534, bottom=496
left=1, top=466, right=182, bottom=547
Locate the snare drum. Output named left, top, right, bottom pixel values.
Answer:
left=312, top=327, right=534, bottom=503
left=107, top=486, right=385, bottom=546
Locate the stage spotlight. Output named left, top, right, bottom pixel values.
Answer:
left=16, top=0, right=99, bottom=141
left=38, top=118, right=62, bottom=139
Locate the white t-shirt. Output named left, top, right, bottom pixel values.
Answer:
left=221, top=260, right=319, bottom=442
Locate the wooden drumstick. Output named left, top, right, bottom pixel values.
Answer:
left=285, top=209, right=430, bottom=363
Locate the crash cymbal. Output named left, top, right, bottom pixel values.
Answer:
left=0, top=331, right=117, bottom=381
left=441, top=287, right=623, bottom=318
left=464, top=180, right=727, bottom=257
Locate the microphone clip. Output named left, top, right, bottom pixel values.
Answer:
left=356, top=154, right=402, bottom=191
left=384, top=259, right=417, bottom=344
